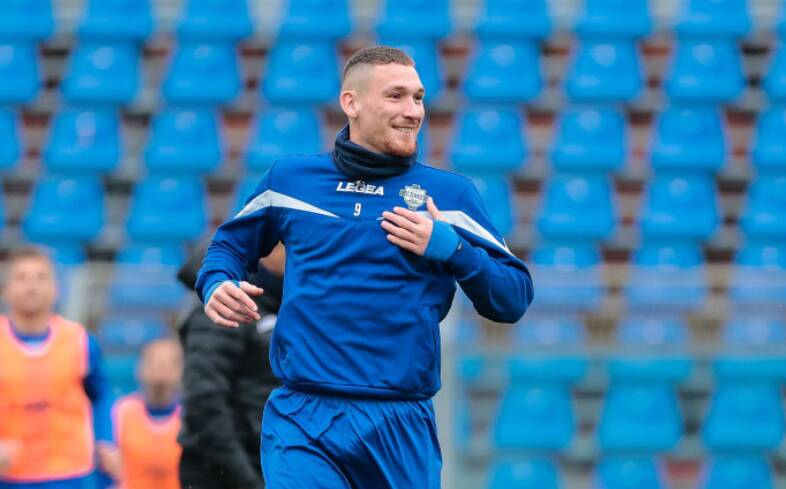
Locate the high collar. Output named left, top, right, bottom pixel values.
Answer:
left=331, top=125, right=416, bottom=180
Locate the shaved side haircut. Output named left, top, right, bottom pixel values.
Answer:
left=341, top=46, right=415, bottom=90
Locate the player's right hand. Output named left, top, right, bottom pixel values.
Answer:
left=0, top=440, right=19, bottom=475
left=205, top=281, right=263, bottom=328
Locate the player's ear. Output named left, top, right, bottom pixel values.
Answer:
left=340, top=90, right=359, bottom=120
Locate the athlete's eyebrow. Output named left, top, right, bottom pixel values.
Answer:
left=384, top=85, right=425, bottom=95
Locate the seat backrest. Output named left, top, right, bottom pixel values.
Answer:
left=261, top=40, right=340, bottom=105
left=640, top=175, right=719, bottom=241
left=666, top=39, right=744, bottom=102
left=489, top=459, right=559, bottom=489
left=0, top=41, right=40, bottom=104
left=476, top=0, right=551, bottom=39
left=537, top=175, right=615, bottom=241
left=566, top=39, right=642, bottom=103
left=0, top=0, right=54, bottom=41
left=594, top=458, right=664, bottom=489
left=246, top=107, right=322, bottom=173
left=464, top=40, right=541, bottom=104
left=376, top=0, right=451, bottom=39
left=24, top=176, right=105, bottom=242
left=176, top=0, right=253, bottom=40
left=449, top=107, right=526, bottom=172
left=700, top=456, right=774, bottom=489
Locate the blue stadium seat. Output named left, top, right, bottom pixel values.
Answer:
left=699, top=456, right=774, bottom=489
left=575, top=0, right=652, bottom=38
left=536, top=175, right=615, bottom=241
left=246, top=107, right=322, bottom=175
left=751, top=108, right=786, bottom=175
left=728, top=243, right=786, bottom=306
left=376, top=0, right=451, bottom=40
left=651, top=106, right=726, bottom=175
left=39, top=244, right=87, bottom=267
left=78, top=0, right=154, bottom=42
left=99, top=317, right=167, bottom=353
left=739, top=177, right=786, bottom=240
left=0, top=110, right=20, bottom=171
left=565, top=39, right=642, bottom=103
left=494, top=383, right=576, bottom=450
left=0, top=0, right=54, bottom=41
left=261, top=40, right=340, bottom=106
left=162, top=42, right=240, bottom=106
left=550, top=108, right=626, bottom=174
left=105, top=354, right=139, bottom=396
left=145, top=108, right=221, bottom=175
left=640, top=176, right=719, bottom=241
left=475, top=0, right=551, bottom=40
left=278, top=0, right=352, bottom=40
left=449, top=107, right=526, bottom=173
left=466, top=174, right=515, bottom=237
left=23, top=176, right=104, bottom=246
left=599, top=383, right=683, bottom=451
left=763, top=43, right=786, bottom=103
left=380, top=38, right=443, bottom=103
left=463, top=40, right=541, bottom=104
left=529, top=244, right=604, bottom=310
left=489, top=459, right=560, bottom=489
left=714, top=318, right=786, bottom=382
left=665, top=40, right=744, bottom=104
left=510, top=317, right=588, bottom=382
left=703, top=381, right=785, bottom=451
left=0, top=41, right=40, bottom=105
left=609, top=318, right=693, bottom=382
left=625, top=242, right=708, bottom=310
left=108, top=244, right=187, bottom=312
left=61, top=42, right=140, bottom=106
left=675, top=0, right=751, bottom=39
left=594, top=458, right=665, bottom=489
left=43, top=109, right=121, bottom=175
left=176, top=0, right=253, bottom=41
left=126, top=177, right=206, bottom=244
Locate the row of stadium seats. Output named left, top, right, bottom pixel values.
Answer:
left=7, top=106, right=786, bottom=177
left=10, top=172, right=784, bottom=250
left=0, top=0, right=777, bottom=42
left=8, top=36, right=786, bottom=107
left=489, top=455, right=777, bottom=489
left=457, top=316, right=786, bottom=453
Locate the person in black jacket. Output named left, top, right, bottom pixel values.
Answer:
left=176, top=244, right=284, bottom=489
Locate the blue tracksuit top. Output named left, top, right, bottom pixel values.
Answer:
left=196, top=154, right=534, bottom=400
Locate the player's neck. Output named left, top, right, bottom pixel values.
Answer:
left=9, top=310, right=51, bottom=335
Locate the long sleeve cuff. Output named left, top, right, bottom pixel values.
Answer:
left=444, top=236, right=483, bottom=280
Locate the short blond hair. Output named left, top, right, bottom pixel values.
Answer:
left=342, top=46, right=415, bottom=85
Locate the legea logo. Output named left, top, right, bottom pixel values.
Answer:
left=336, top=180, right=384, bottom=196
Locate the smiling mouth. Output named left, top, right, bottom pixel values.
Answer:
left=394, top=127, right=416, bottom=134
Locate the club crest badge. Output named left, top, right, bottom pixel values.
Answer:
left=399, top=184, right=427, bottom=210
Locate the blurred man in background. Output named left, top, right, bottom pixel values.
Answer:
left=177, top=243, right=284, bottom=489
left=101, top=338, right=184, bottom=489
left=0, top=246, right=115, bottom=489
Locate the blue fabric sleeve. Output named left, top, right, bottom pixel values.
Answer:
left=443, top=181, right=534, bottom=323
left=83, top=335, right=115, bottom=443
left=196, top=168, right=281, bottom=303
left=424, top=220, right=460, bottom=262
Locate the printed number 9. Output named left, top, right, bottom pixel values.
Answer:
left=354, top=203, right=362, bottom=216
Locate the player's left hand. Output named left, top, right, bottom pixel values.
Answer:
left=381, top=197, right=443, bottom=256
